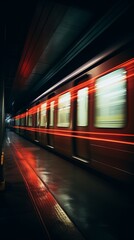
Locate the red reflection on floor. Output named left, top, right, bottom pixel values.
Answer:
left=11, top=143, right=83, bottom=240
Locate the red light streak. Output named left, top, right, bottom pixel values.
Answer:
left=13, top=126, right=134, bottom=146
left=15, top=78, right=133, bottom=118
left=13, top=126, right=134, bottom=137
left=13, top=58, right=134, bottom=148
left=20, top=60, right=31, bottom=80
left=14, top=58, right=134, bottom=120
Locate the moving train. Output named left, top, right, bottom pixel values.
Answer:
left=11, top=42, right=134, bottom=184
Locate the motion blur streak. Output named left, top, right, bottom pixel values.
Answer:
left=14, top=58, right=134, bottom=120
left=13, top=126, right=134, bottom=146
left=13, top=126, right=134, bottom=137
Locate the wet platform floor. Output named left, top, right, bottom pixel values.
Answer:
left=1, top=129, right=134, bottom=240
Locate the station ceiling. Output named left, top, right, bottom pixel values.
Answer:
left=0, top=0, right=133, bottom=115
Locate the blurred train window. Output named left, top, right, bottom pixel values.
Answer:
left=26, top=112, right=28, bottom=126
left=15, top=119, right=19, bottom=126
left=28, top=114, right=32, bottom=126
left=57, top=92, right=71, bottom=127
left=21, top=118, right=25, bottom=126
left=40, top=103, right=47, bottom=127
left=95, top=68, right=127, bottom=128
left=50, top=101, right=55, bottom=126
left=36, top=107, right=40, bottom=126
left=77, top=87, right=88, bottom=126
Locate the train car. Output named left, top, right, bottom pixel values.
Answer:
left=12, top=42, right=134, bottom=184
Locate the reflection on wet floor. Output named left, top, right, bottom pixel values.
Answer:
left=7, top=131, right=134, bottom=240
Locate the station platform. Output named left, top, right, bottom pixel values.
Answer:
left=1, top=129, right=134, bottom=240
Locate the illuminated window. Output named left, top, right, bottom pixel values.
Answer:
left=36, top=107, right=40, bottom=126
left=15, top=119, right=19, bottom=126
left=57, top=92, right=71, bottom=127
left=95, top=68, right=127, bottom=128
left=40, top=103, right=47, bottom=127
left=77, top=87, right=88, bottom=126
left=21, top=118, right=25, bottom=126
left=25, top=112, right=27, bottom=126
left=28, top=114, right=32, bottom=126
left=50, top=101, right=55, bottom=126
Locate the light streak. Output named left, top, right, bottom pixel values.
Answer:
left=13, top=126, right=134, bottom=146
left=12, top=57, right=134, bottom=150
left=13, top=58, right=134, bottom=121
left=32, top=54, right=134, bottom=103
left=13, top=126, right=134, bottom=137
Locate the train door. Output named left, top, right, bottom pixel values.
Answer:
left=73, top=75, right=90, bottom=163
left=47, top=93, right=55, bottom=148
left=35, top=105, right=40, bottom=143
